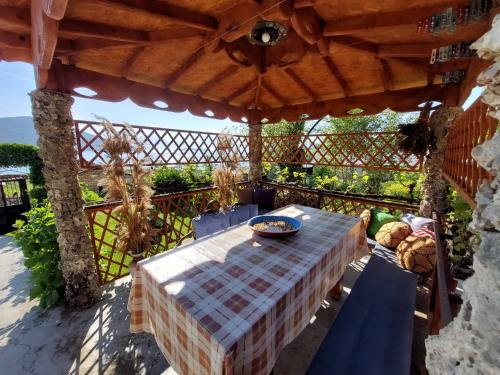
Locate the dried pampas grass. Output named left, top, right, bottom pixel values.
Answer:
left=213, top=130, right=242, bottom=211
left=99, top=118, right=155, bottom=257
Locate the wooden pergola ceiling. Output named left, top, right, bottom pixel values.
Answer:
left=0, top=0, right=497, bottom=123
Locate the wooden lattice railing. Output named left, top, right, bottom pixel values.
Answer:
left=443, top=99, right=498, bottom=207
left=75, top=120, right=423, bottom=172
left=262, top=181, right=419, bottom=216
left=261, top=131, right=423, bottom=172
left=85, top=182, right=418, bottom=284
left=85, top=186, right=219, bottom=284
left=75, top=120, right=249, bottom=168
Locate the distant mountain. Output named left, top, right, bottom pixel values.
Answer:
left=0, top=116, right=38, bottom=145
left=0, top=116, right=97, bottom=148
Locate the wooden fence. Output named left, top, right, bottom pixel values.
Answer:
left=85, top=182, right=418, bottom=284
left=75, top=120, right=421, bottom=172
left=75, top=120, right=249, bottom=168
left=85, top=186, right=219, bottom=284
left=262, top=131, right=423, bottom=172
left=443, top=99, right=498, bottom=207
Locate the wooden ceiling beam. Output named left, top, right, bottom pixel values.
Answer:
left=42, top=0, right=68, bottom=20
left=261, top=80, right=286, bottom=105
left=293, top=0, right=321, bottom=9
left=253, top=74, right=263, bottom=109
left=377, top=58, right=393, bottom=91
left=322, top=56, right=349, bottom=97
left=121, top=46, right=145, bottom=77
left=82, top=0, right=216, bottom=31
left=378, top=43, right=441, bottom=58
left=164, top=46, right=206, bottom=87
left=283, top=67, right=317, bottom=100
left=0, top=7, right=31, bottom=31
left=58, top=19, right=148, bottom=43
left=331, top=36, right=434, bottom=74
left=324, top=3, right=465, bottom=36
left=56, top=28, right=205, bottom=57
left=0, top=47, right=32, bottom=63
left=31, top=0, right=63, bottom=88
left=196, top=65, right=239, bottom=96
left=0, top=31, right=30, bottom=50
left=226, top=79, right=256, bottom=104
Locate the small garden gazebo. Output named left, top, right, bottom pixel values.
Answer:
left=1, top=1, right=499, bottom=373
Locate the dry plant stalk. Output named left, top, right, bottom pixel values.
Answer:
left=99, top=118, right=155, bottom=257
left=213, top=130, right=242, bottom=211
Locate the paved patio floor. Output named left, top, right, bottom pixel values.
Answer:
left=0, top=235, right=430, bottom=375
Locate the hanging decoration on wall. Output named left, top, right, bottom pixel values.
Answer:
left=430, top=42, right=475, bottom=64
left=442, top=70, right=466, bottom=85
left=417, top=0, right=496, bottom=35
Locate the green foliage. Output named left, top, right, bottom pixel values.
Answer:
left=446, top=190, right=476, bottom=262
left=80, top=183, right=104, bottom=204
left=263, top=120, right=305, bottom=136
left=314, top=175, right=339, bottom=190
left=318, top=109, right=418, bottom=133
left=0, top=143, right=45, bottom=185
left=13, top=201, right=63, bottom=309
left=179, top=164, right=213, bottom=188
left=152, top=166, right=189, bottom=193
left=29, top=185, right=48, bottom=202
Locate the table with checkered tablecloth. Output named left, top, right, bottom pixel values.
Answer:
left=128, top=205, right=368, bottom=375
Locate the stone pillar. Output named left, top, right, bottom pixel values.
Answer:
left=419, top=106, right=463, bottom=217
left=249, top=121, right=263, bottom=186
left=426, top=16, right=500, bottom=374
left=30, top=89, right=99, bottom=309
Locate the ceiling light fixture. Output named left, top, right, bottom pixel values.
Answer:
left=248, top=21, right=287, bottom=46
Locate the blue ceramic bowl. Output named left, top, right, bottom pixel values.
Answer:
left=248, top=215, right=302, bottom=238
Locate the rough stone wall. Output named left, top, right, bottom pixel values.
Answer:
left=420, top=107, right=463, bottom=217
left=30, top=89, right=99, bottom=309
left=249, top=122, right=263, bottom=186
left=425, top=15, right=500, bottom=375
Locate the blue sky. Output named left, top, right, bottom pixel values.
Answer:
left=0, top=61, right=482, bottom=131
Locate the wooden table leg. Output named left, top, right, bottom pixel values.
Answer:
left=330, top=275, right=344, bottom=301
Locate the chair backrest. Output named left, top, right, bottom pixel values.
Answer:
left=229, top=204, right=259, bottom=226
left=192, top=212, right=231, bottom=239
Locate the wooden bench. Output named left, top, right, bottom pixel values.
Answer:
left=306, top=252, right=417, bottom=375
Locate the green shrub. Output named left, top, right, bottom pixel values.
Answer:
left=13, top=201, right=63, bottom=309
left=152, top=166, right=189, bottom=193
left=380, top=181, right=410, bottom=198
left=80, top=183, right=104, bottom=204
left=29, top=185, right=48, bottom=202
left=0, top=143, right=45, bottom=185
left=446, top=190, right=476, bottom=262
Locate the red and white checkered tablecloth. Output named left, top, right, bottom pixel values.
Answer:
left=128, top=205, right=368, bottom=375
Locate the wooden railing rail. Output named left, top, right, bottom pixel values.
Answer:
left=262, top=181, right=419, bottom=215
left=429, top=212, right=454, bottom=334
left=443, top=99, right=498, bottom=207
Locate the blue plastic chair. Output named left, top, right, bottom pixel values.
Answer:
left=229, top=204, right=259, bottom=226
left=192, top=211, right=231, bottom=239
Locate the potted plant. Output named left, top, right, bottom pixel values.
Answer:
left=99, top=119, right=155, bottom=276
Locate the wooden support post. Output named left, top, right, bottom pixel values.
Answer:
left=248, top=115, right=263, bottom=186
left=30, top=89, right=99, bottom=308
left=420, top=106, right=462, bottom=217
left=330, top=275, right=344, bottom=301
